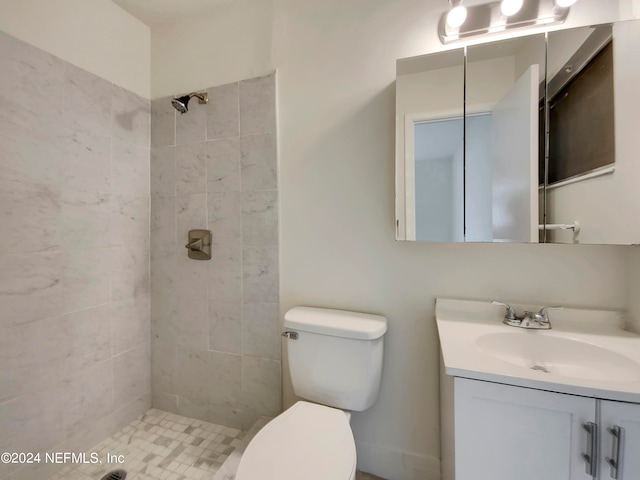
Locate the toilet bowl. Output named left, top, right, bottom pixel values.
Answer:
left=235, top=401, right=356, bottom=480
left=234, top=306, right=387, bottom=480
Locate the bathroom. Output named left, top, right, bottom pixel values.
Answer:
left=1, top=0, right=639, bottom=479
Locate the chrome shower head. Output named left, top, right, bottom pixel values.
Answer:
left=170, top=92, right=208, bottom=114
left=171, top=96, right=190, bottom=114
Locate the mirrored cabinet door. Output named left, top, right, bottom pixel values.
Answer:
left=395, top=49, right=464, bottom=241
left=465, top=35, right=545, bottom=243
left=546, top=21, right=640, bottom=244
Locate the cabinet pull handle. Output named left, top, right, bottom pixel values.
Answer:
left=582, top=422, right=598, bottom=477
left=605, top=425, right=624, bottom=479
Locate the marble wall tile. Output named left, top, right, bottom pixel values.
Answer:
left=175, top=251, right=210, bottom=300
left=177, top=296, right=209, bottom=351
left=176, top=395, right=211, bottom=423
left=209, top=298, right=242, bottom=354
left=206, top=138, right=241, bottom=192
left=0, top=127, right=61, bottom=190
left=241, top=190, right=278, bottom=246
left=64, top=248, right=112, bottom=311
left=151, top=146, right=176, bottom=196
left=177, top=347, right=213, bottom=405
left=208, top=351, right=242, bottom=407
left=111, top=294, right=151, bottom=355
left=209, top=240, right=242, bottom=302
left=242, top=356, right=281, bottom=416
left=111, top=393, right=151, bottom=432
left=151, top=97, right=176, bottom=147
left=57, top=127, right=112, bottom=193
left=208, top=191, right=242, bottom=241
left=59, top=189, right=111, bottom=250
left=113, top=341, right=151, bottom=408
left=111, top=139, right=150, bottom=197
left=242, top=246, right=279, bottom=303
left=243, top=302, right=280, bottom=360
left=240, top=133, right=277, bottom=191
left=110, top=195, right=150, bottom=247
left=0, top=251, right=67, bottom=328
left=151, top=297, right=178, bottom=346
left=63, top=360, right=113, bottom=438
left=152, top=392, right=178, bottom=413
left=151, top=195, right=176, bottom=259
left=0, top=34, right=151, bottom=473
left=151, top=338, right=177, bottom=395
left=206, top=403, right=244, bottom=431
left=110, top=243, right=150, bottom=301
left=207, top=82, right=239, bottom=140
left=0, top=315, right=69, bottom=404
left=112, top=85, right=150, bottom=148
left=63, top=305, right=112, bottom=376
left=0, top=181, right=60, bottom=253
left=64, top=63, right=112, bottom=137
left=0, top=383, right=66, bottom=463
left=175, top=141, right=208, bottom=195
left=239, top=74, right=276, bottom=136
left=176, top=99, right=207, bottom=145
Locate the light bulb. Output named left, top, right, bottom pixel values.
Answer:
left=447, top=4, right=467, bottom=28
left=501, top=0, right=523, bottom=16
left=555, top=0, right=577, bottom=7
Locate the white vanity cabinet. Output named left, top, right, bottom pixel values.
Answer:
left=599, top=400, right=640, bottom=479
left=454, top=378, right=640, bottom=480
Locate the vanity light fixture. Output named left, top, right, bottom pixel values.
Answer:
left=500, top=0, right=523, bottom=16
left=447, top=0, right=468, bottom=28
left=438, top=0, right=578, bottom=44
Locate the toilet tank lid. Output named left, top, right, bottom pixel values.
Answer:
left=284, top=306, right=387, bottom=340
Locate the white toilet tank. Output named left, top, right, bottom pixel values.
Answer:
left=283, top=306, right=387, bottom=411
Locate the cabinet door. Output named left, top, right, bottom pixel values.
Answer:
left=599, top=400, right=640, bottom=480
left=454, top=378, right=596, bottom=480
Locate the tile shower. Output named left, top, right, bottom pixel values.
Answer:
left=0, top=28, right=280, bottom=479
left=149, top=72, right=281, bottom=431
left=0, top=31, right=151, bottom=480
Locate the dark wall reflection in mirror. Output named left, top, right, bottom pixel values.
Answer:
left=395, top=19, right=640, bottom=245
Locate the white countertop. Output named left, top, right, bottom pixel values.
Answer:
left=436, top=298, right=640, bottom=403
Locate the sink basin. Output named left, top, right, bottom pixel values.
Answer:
left=476, top=332, right=640, bottom=383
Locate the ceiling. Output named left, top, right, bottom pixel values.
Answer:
left=111, top=0, right=233, bottom=26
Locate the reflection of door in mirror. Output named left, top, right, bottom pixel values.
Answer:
left=395, top=49, right=464, bottom=241
left=466, top=35, right=546, bottom=243
left=412, top=117, right=464, bottom=242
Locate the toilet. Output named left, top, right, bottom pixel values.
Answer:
left=235, top=306, right=387, bottom=480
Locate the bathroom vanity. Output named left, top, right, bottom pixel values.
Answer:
left=436, top=298, right=640, bottom=480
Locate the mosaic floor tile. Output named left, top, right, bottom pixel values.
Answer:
left=49, top=409, right=246, bottom=480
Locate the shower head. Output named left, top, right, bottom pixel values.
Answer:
left=171, top=92, right=208, bottom=114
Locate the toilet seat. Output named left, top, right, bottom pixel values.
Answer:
left=235, top=401, right=356, bottom=480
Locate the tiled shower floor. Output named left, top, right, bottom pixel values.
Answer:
left=48, top=409, right=249, bottom=480
left=47, top=408, right=386, bottom=480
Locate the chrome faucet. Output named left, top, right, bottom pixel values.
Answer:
left=491, top=301, right=561, bottom=330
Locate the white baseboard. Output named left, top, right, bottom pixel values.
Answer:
left=355, top=439, right=440, bottom=480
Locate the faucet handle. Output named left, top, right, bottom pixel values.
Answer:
left=491, top=301, right=518, bottom=321
left=538, top=306, right=562, bottom=321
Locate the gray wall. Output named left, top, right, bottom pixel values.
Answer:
left=0, top=32, right=150, bottom=480
left=149, top=73, right=280, bottom=430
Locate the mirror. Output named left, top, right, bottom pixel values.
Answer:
left=465, top=34, right=545, bottom=242
left=545, top=21, right=640, bottom=244
left=395, top=19, right=640, bottom=245
left=395, top=49, right=465, bottom=241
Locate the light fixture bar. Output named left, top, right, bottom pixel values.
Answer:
left=439, top=0, right=573, bottom=44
